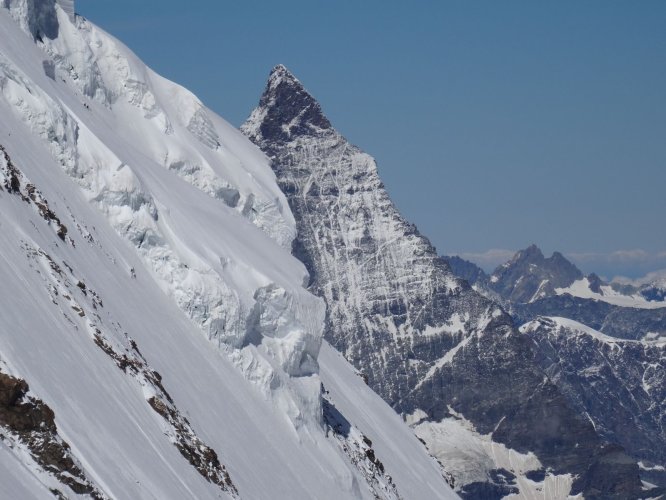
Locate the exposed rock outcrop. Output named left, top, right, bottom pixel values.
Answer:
left=0, top=370, right=105, bottom=498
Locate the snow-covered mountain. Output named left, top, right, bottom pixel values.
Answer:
left=0, top=2, right=456, bottom=498
left=521, top=317, right=666, bottom=491
left=446, top=248, right=666, bottom=491
left=613, top=272, right=666, bottom=304
left=243, top=65, right=646, bottom=498
left=452, top=245, right=666, bottom=310
left=447, top=247, right=666, bottom=341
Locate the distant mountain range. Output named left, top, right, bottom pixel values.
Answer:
left=447, top=245, right=666, bottom=310
left=445, top=246, right=666, bottom=491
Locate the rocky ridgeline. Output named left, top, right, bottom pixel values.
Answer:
left=489, top=244, right=583, bottom=304
left=243, top=65, right=644, bottom=499
left=445, top=247, right=666, bottom=493
left=446, top=248, right=666, bottom=341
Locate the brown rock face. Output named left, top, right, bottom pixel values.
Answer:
left=0, top=370, right=104, bottom=498
left=0, top=372, right=55, bottom=432
left=0, top=373, right=29, bottom=406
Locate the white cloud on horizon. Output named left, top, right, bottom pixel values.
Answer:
left=566, top=250, right=666, bottom=282
left=608, top=249, right=650, bottom=262
left=611, top=268, right=666, bottom=286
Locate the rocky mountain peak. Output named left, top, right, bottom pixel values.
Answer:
left=587, top=272, right=605, bottom=293
left=522, top=243, right=544, bottom=258
left=490, top=245, right=583, bottom=303
left=266, top=63, right=298, bottom=90
left=243, top=67, right=644, bottom=498
left=509, top=243, right=544, bottom=265
left=242, top=64, right=331, bottom=148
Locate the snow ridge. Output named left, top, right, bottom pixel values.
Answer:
left=0, top=6, right=457, bottom=498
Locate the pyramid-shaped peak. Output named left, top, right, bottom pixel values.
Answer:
left=267, top=64, right=300, bottom=87
left=242, top=64, right=332, bottom=146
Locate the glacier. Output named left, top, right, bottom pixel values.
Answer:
left=0, top=1, right=456, bottom=498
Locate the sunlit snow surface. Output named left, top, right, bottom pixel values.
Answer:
left=408, top=411, right=580, bottom=500
left=0, top=3, right=456, bottom=498
left=556, top=278, right=666, bottom=309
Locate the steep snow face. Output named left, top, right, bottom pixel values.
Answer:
left=7, top=1, right=296, bottom=247
left=319, top=343, right=458, bottom=500
left=0, top=4, right=308, bottom=372
left=56, top=0, right=73, bottom=19
left=243, top=65, right=644, bottom=499
left=0, top=4, right=325, bottom=447
left=521, top=317, right=666, bottom=490
left=0, top=6, right=457, bottom=499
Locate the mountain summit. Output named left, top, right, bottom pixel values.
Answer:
left=244, top=67, right=644, bottom=499
left=243, top=64, right=331, bottom=149
left=489, top=244, right=584, bottom=303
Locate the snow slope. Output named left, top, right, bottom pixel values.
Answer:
left=319, top=342, right=457, bottom=499
left=556, top=278, right=666, bottom=309
left=0, top=3, right=455, bottom=498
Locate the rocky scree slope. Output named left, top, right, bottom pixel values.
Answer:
left=243, top=65, right=645, bottom=499
left=0, top=2, right=456, bottom=498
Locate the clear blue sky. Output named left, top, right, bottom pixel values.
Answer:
left=77, top=1, right=666, bottom=279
